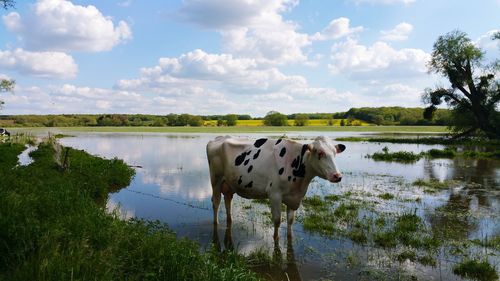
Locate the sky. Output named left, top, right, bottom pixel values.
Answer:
left=0, top=0, right=499, bottom=117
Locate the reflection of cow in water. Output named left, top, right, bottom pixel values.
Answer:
left=0, top=128, right=10, bottom=137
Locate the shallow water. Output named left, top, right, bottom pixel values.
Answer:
left=59, top=132, right=500, bottom=281
left=17, top=145, right=37, bottom=166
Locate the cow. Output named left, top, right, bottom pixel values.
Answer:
left=206, top=136, right=346, bottom=241
left=0, top=128, right=10, bottom=137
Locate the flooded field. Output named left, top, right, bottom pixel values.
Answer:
left=57, top=132, right=499, bottom=281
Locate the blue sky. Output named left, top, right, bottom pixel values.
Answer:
left=0, top=0, right=498, bottom=116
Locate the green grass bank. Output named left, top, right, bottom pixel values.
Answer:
left=0, top=141, right=260, bottom=281
left=8, top=125, right=449, bottom=134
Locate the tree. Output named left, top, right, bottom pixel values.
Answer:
left=294, top=114, right=309, bottom=126
left=1, top=0, right=14, bottom=10
left=340, top=119, right=346, bottom=126
left=423, top=30, right=500, bottom=139
left=0, top=80, right=15, bottom=108
left=263, top=111, right=288, bottom=126
left=224, top=114, right=238, bottom=126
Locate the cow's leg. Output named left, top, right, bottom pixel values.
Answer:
left=210, top=177, right=222, bottom=225
left=286, top=206, right=296, bottom=239
left=222, top=181, right=234, bottom=225
left=270, top=196, right=282, bottom=242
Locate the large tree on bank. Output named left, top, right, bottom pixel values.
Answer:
left=423, top=30, right=500, bottom=139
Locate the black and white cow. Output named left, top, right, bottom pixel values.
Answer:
left=206, top=136, right=346, bottom=241
left=0, top=128, right=10, bottom=137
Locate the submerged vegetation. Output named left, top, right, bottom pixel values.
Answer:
left=0, top=141, right=260, bottom=281
left=367, top=146, right=423, bottom=162
left=453, top=259, right=499, bottom=281
left=296, top=184, right=499, bottom=280
left=366, top=145, right=500, bottom=162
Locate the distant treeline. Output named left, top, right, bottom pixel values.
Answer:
left=0, top=107, right=450, bottom=127
left=337, top=107, right=451, bottom=126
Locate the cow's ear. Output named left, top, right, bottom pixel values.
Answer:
left=335, top=144, right=346, bottom=153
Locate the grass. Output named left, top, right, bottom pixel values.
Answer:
left=378, top=193, right=395, bottom=200
left=0, top=141, right=260, bottom=281
left=368, top=147, right=422, bottom=163
left=9, top=125, right=449, bottom=134
left=453, top=259, right=499, bottom=281
left=412, top=178, right=456, bottom=193
left=335, top=136, right=500, bottom=147
left=426, top=148, right=457, bottom=158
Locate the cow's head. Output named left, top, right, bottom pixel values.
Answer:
left=307, top=136, right=346, bottom=183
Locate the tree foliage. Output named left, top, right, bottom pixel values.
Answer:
left=294, top=114, right=309, bottom=126
left=263, top=111, right=288, bottom=126
left=423, top=30, right=499, bottom=139
left=224, top=114, right=238, bottom=126
left=0, top=0, right=14, bottom=10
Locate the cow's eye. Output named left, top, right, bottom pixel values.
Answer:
left=318, top=151, right=325, bottom=160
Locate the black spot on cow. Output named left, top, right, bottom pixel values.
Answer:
left=244, top=181, right=253, bottom=188
left=279, top=147, right=286, bottom=157
left=301, top=144, right=308, bottom=156
left=248, top=165, right=253, bottom=173
left=275, top=138, right=282, bottom=145
left=253, top=149, right=261, bottom=159
left=254, top=138, right=267, bottom=148
left=238, top=176, right=242, bottom=185
left=246, top=150, right=252, bottom=155
left=278, top=167, right=284, bottom=175
left=288, top=176, right=292, bottom=181
left=292, top=163, right=306, bottom=178
left=291, top=156, right=300, bottom=169
left=270, top=182, right=272, bottom=186
left=234, top=152, right=246, bottom=166
left=244, top=159, right=250, bottom=166
left=290, top=144, right=309, bottom=178
left=293, top=177, right=296, bottom=182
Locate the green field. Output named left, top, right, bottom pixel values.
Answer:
left=9, top=125, right=449, bottom=134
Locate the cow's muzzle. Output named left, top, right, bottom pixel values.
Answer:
left=329, top=173, right=342, bottom=183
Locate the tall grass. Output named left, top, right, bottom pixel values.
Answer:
left=0, top=142, right=260, bottom=281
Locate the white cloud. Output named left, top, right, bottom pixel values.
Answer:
left=179, top=0, right=309, bottom=65
left=351, top=0, right=415, bottom=5
left=311, top=17, right=364, bottom=41
left=475, top=29, right=500, bottom=50
left=2, top=0, right=132, bottom=52
left=0, top=48, right=77, bottom=79
left=329, top=38, right=430, bottom=80
left=380, top=22, right=413, bottom=41
left=112, top=49, right=356, bottom=115
left=117, top=49, right=306, bottom=94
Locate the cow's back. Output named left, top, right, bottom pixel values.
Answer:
left=207, top=136, right=278, bottom=198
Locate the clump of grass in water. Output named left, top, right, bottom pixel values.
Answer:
left=463, top=150, right=500, bottom=159
left=453, top=259, right=498, bottom=281
left=333, top=203, right=359, bottom=221
left=302, top=212, right=335, bottom=235
left=367, top=146, right=422, bottom=163
left=470, top=235, right=500, bottom=251
left=378, top=193, right=395, bottom=200
left=425, top=147, right=456, bottom=158
left=413, top=178, right=456, bottom=193
left=302, top=195, right=328, bottom=210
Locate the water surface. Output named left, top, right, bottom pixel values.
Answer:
left=59, top=132, right=500, bottom=281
